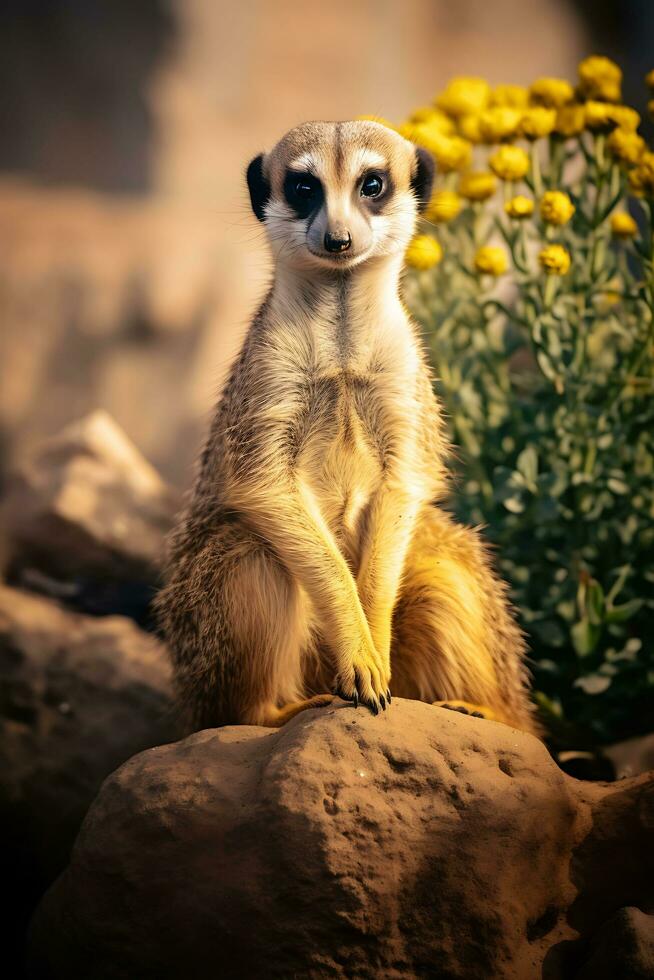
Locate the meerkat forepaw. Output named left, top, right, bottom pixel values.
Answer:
left=334, top=658, right=391, bottom=715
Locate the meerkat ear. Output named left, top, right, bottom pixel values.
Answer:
left=411, top=146, right=435, bottom=212
left=246, top=153, right=270, bottom=222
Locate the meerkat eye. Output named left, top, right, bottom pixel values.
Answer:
left=284, top=170, right=323, bottom=217
left=294, top=176, right=319, bottom=199
left=361, top=173, right=384, bottom=198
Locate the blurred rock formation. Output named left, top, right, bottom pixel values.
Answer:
left=0, top=0, right=586, bottom=488
left=0, top=584, right=176, bottom=973
left=2, top=410, right=179, bottom=623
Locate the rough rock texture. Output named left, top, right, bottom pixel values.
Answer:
left=28, top=700, right=654, bottom=980
left=0, top=584, right=177, bottom=967
left=575, top=907, right=654, bottom=980
left=1, top=411, right=180, bottom=621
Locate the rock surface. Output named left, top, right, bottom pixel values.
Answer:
left=575, top=907, right=654, bottom=979
left=27, top=699, right=654, bottom=980
left=0, top=584, right=176, bottom=967
left=1, top=411, right=180, bottom=622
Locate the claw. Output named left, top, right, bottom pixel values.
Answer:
left=387, top=688, right=392, bottom=704
left=370, top=700, right=379, bottom=716
left=353, top=691, right=358, bottom=709
left=379, top=694, right=386, bottom=710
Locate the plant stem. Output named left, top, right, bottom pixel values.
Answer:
left=530, top=143, right=543, bottom=198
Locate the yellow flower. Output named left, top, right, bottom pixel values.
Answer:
left=540, top=190, right=575, bottom=225
left=490, top=84, right=529, bottom=108
left=538, top=244, right=571, bottom=275
left=436, top=77, right=491, bottom=117
left=478, top=106, right=522, bottom=143
left=405, top=125, right=472, bottom=172
left=504, top=195, right=535, bottom=219
left=457, top=114, right=483, bottom=143
left=612, top=106, right=641, bottom=131
left=529, top=77, right=575, bottom=108
left=474, top=245, right=508, bottom=276
left=430, top=134, right=473, bottom=172
left=607, top=128, right=645, bottom=166
left=425, top=189, right=462, bottom=223
left=406, top=106, right=455, bottom=134
left=357, top=114, right=397, bottom=131
left=459, top=171, right=497, bottom=201
left=405, top=234, right=443, bottom=270
left=518, top=107, right=557, bottom=140
left=489, top=145, right=530, bottom=180
left=578, top=55, right=622, bottom=103
left=610, top=212, right=638, bottom=239
left=646, top=69, right=654, bottom=89
left=555, top=104, right=586, bottom=137
left=628, top=152, right=654, bottom=197
left=584, top=102, right=640, bottom=132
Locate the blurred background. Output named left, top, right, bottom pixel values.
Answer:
left=1, top=0, right=653, bottom=490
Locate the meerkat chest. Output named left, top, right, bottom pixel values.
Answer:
left=294, top=368, right=392, bottom=537
left=266, top=301, right=421, bottom=539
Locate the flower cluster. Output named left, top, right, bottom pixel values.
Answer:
left=391, top=56, right=652, bottom=288
left=385, top=56, right=654, bottom=746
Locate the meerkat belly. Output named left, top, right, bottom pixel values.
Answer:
left=296, top=384, right=382, bottom=545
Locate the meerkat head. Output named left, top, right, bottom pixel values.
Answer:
left=246, top=121, right=434, bottom=272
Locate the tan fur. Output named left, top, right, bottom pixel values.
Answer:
left=156, top=121, right=539, bottom=736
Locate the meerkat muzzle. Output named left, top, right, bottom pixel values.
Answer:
left=324, top=230, right=352, bottom=253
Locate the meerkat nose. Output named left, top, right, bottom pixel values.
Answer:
left=324, top=230, right=352, bottom=253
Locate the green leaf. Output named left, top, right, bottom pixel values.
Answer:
left=536, top=350, right=561, bottom=387
left=606, top=565, right=631, bottom=606
left=574, top=674, right=612, bottom=695
left=504, top=495, right=526, bottom=514
left=586, top=580, right=605, bottom=626
left=571, top=618, right=601, bottom=657
left=533, top=691, right=563, bottom=718
left=607, top=477, right=629, bottom=494
left=605, top=599, right=644, bottom=623
left=516, top=445, right=538, bottom=488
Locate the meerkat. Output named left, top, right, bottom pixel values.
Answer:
left=156, top=120, right=539, bottom=736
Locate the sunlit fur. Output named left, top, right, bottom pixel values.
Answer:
left=156, top=121, right=539, bottom=735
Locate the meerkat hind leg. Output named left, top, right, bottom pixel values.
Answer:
left=262, top=694, right=336, bottom=728
left=390, top=509, right=538, bottom=735
left=160, top=523, right=337, bottom=731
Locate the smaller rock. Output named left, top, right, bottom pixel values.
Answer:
left=0, top=584, right=176, bottom=970
left=1, top=411, right=180, bottom=622
left=605, top=734, right=654, bottom=780
left=556, top=750, right=615, bottom=782
left=575, top=907, right=654, bottom=979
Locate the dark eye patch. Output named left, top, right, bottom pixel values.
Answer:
left=359, top=169, right=393, bottom=214
left=283, top=170, right=324, bottom=219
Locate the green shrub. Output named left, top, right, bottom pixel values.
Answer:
left=400, top=63, right=654, bottom=746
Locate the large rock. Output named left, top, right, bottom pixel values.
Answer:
left=0, top=584, right=176, bottom=970
left=27, top=700, right=654, bottom=980
left=1, top=411, right=180, bottom=622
